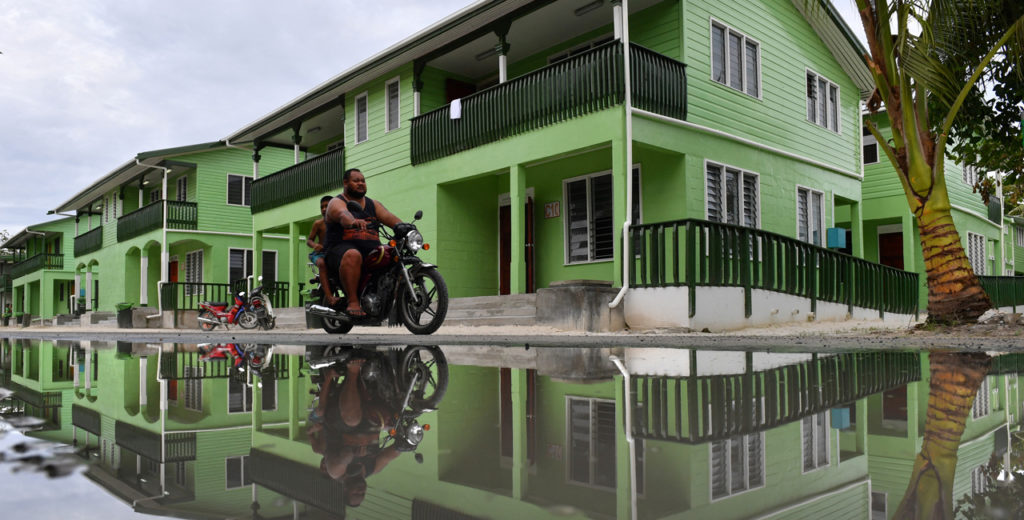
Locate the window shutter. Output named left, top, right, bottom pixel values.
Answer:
left=725, top=168, right=740, bottom=225
left=815, top=413, right=827, bottom=466
left=729, top=438, right=745, bottom=493
left=744, top=41, right=758, bottom=96
left=387, top=81, right=400, bottom=131
left=243, top=177, right=252, bottom=206
left=590, top=174, right=613, bottom=260
left=706, top=164, right=722, bottom=222
left=742, top=174, right=758, bottom=227
left=828, top=85, right=839, bottom=131
left=229, top=250, right=245, bottom=283
left=711, top=440, right=728, bottom=499
left=811, top=192, right=823, bottom=246
left=797, top=189, right=809, bottom=242
left=594, top=401, right=616, bottom=487
left=177, top=176, right=187, bottom=202
left=228, top=377, right=245, bottom=413
left=566, top=180, right=589, bottom=263
left=807, top=73, right=817, bottom=122
left=712, top=24, right=726, bottom=84
left=262, top=251, right=277, bottom=284
left=728, top=32, right=743, bottom=91
left=228, top=176, right=242, bottom=205
left=817, top=78, right=828, bottom=126
left=568, top=399, right=591, bottom=483
left=356, top=95, right=369, bottom=142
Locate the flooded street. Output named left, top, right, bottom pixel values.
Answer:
left=0, top=337, right=1019, bottom=519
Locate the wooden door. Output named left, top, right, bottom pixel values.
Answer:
left=168, top=260, right=179, bottom=283
left=499, top=206, right=511, bottom=295
left=878, top=232, right=904, bottom=269
left=525, top=197, right=535, bottom=293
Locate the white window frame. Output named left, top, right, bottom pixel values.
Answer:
left=708, top=431, right=766, bottom=502
left=801, top=411, right=831, bottom=473
left=970, top=465, right=987, bottom=496
left=963, top=164, right=980, bottom=187
left=176, top=175, right=188, bottom=202
left=227, top=249, right=278, bottom=284
left=966, top=232, right=987, bottom=276
left=149, top=189, right=161, bottom=204
left=863, top=127, right=879, bottom=165
left=184, top=249, right=204, bottom=296
left=225, top=455, right=251, bottom=490
left=871, top=491, right=887, bottom=520
left=704, top=160, right=761, bottom=228
left=227, top=376, right=277, bottom=414
left=563, top=171, right=614, bottom=265
left=972, top=376, right=990, bottom=419
left=1016, top=226, right=1024, bottom=248
left=354, top=91, right=369, bottom=144
left=709, top=18, right=762, bottom=99
left=385, top=77, right=401, bottom=133
left=806, top=69, right=841, bottom=133
left=182, top=366, right=203, bottom=412
left=796, top=186, right=826, bottom=246
left=564, top=396, right=620, bottom=490
left=225, top=174, right=252, bottom=207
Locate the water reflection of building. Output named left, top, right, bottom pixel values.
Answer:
left=1, top=339, right=76, bottom=437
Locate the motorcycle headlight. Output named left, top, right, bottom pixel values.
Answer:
left=407, top=230, right=424, bottom=252
left=406, top=423, right=424, bottom=445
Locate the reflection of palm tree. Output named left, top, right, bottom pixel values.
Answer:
left=895, top=352, right=991, bottom=519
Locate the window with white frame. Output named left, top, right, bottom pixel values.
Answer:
left=802, top=412, right=830, bottom=472
left=972, top=376, right=990, bottom=419
left=225, top=456, right=252, bottom=489
left=706, top=162, right=759, bottom=227
left=149, top=189, right=160, bottom=204
left=797, top=187, right=825, bottom=246
left=963, top=164, right=980, bottom=187
left=173, top=461, right=188, bottom=488
left=871, top=492, right=887, bottom=520
left=710, top=432, right=764, bottom=500
left=863, top=126, right=879, bottom=164
left=184, top=250, right=203, bottom=296
left=971, top=464, right=987, bottom=495
left=226, top=175, right=252, bottom=206
left=1016, top=226, right=1024, bottom=248
left=966, top=232, right=986, bottom=276
left=385, top=79, right=401, bottom=132
left=807, top=71, right=840, bottom=132
left=229, top=376, right=277, bottom=413
left=228, top=249, right=277, bottom=284
left=182, top=366, right=203, bottom=412
left=176, top=176, right=188, bottom=202
left=711, top=20, right=760, bottom=97
left=565, top=173, right=612, bottom=263
left=567, top=397, right=616, bottom=488
left=355, top=93, right=369, bottom=143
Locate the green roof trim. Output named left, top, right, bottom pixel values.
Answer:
left=819, top=0, right=869, bottom=59
left=135, top=141, right=226, bottom=161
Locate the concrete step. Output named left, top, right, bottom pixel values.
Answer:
left=272, top=307, right=309, bottom=330
left=447, top=294, right=536, bottom=310
left=444, top=294, right=537, bottom=327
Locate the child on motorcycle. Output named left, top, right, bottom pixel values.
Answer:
left=306, top=196, right=337, bottom=306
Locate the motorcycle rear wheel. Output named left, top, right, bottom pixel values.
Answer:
left=398, top=269, right=448, bottom=335
left=261, top=316, right=276, bottom=330
left=320, top=295, right=353, bottom=334
left=399, top=346, right=449, bottom=409
left=198, top=309, right=218, bottom=331
left=238, top=311, right=259, bottom=329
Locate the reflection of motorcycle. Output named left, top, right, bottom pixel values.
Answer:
left=248, top=277, right=276, bottom=330
left=306, top=345, right=448, bottom=458
left=199, top=343, right=274, bottom=377
left=304, top=205, right=449, bottom=335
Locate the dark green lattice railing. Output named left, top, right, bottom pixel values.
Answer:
left=251, top=146, right=346, bottom=214
left=74, top=226, right=103, bottom=257
left=117, top=200, right=197, bottom=242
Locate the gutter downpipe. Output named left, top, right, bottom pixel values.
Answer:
left=144, top=162, right=172, bottom=320
left=609, top=0, right=634, bottom=309
left=609, top=355, right=637, bottom=520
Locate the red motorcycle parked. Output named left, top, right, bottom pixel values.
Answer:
left=197, top=291, right=258, bottom=331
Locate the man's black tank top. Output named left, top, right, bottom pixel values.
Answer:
left=325, top=194, right=379, bottom=249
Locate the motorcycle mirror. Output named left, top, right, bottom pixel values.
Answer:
left=346, top=200, right=363, bottom=213
left=414, top=210, right=423, bottom=221
left=415, top=453, right=424, bottom=464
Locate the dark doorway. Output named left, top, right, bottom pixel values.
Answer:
left=878, top=232, right=904, bottom=269
left=498, top=197, right=536, bottom=295
left=168, top=260, right=179, bottom=283
left=445, top=78, right=476, bottom=103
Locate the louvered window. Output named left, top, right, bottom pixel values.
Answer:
left=711, top=20, right=760, bottom=98
left=807, top=71, right=840, bottom=132
left=386, top=79, right=401, bottom=132
left=710, top=432, right=764, bottom=500
left=228, top=249, right=276, bottom=285
left=797, top=187, right=824, bottom=246
left=225, top=456, right=252, bottom=489
left=229, top=376, right=277, bottom=413
left=564, top=169, right=640, bottom=264
left=967, top=232, right=986, bottom=276
left=963, top=164, right=980, bottom=186
left=184, top=250, right=203, bottom=296
left=863, top=126, right=879, bottom=164
left=971, top=465, right=987, bottom=495
left=872, top=492, right=887, bottom=520
left=802, top=412, right=830, bottom=472
left=706, top=163, right=758, bottom=227
left=182, top=366, right=203, bottom=412
left=1016, top=226, right=1024, bottom=248
left=355, top=92, right=369, bottom=143
left=972, top=376, right=990, bottom=419
left=567, top=397, right=618, bottom=488
left=176, top=176, right=188, bottom=202
left=149, top=189, right=160, bottom=204
left=227, top=175, right=252, bottom=206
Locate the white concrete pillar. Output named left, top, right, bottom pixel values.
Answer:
left=85, top=271, right=93, bottom=311
left=414, top=91, right=422, bottom=116
left=84, top=350, right=92, bottom=390
left=139, top=357, right=148, bottom=407
left=499, top=54, right=508, bottom=83
left=613, top=1, right=623, bottom=39
left=140, top=255, right=149, bottom=306
left=294, top=144, right=300, bottom=164
left=73, top=274, right=81, bottom=314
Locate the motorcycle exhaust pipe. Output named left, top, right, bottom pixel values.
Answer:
left=307, top=304, right=346, bottom=319
left=197, top=317, right=222, bottom=326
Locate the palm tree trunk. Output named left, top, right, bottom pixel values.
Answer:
left=893, top=352, right=991, bottom=520
left=917, top=207, right=991, bottom=322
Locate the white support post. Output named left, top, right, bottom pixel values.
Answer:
left=499, top=54, right=508, bottom=83
left=84, top=350, right=92, bottom=390
left=613, top=1, right=623, bottom=39
left=139, top=357, right=148, bottom=407
left=73, top=274, right=81, bottom=314
left=140, top=255, right=149, bottom=305
left=85, top=271, right=93, bottom=311
left=414, top=91, right=422, bottom=116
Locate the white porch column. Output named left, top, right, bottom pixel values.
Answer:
left=252, top=148, right=262, bottom=180
left=413, top=61, right=425, bottom=116
left=85, top=271, right=93, bottom=311
left=140, top=255, right=149, bottom=306
left=84, top=349, right=92, bottom=390
left=612, top=0, right=623, bottom=39
left=139, top=357, right=148, bottom=407
left=499, top=54, right=508, bottom=83
left=495, top=27, right=511, bottom=84
left=73, top=274, right=81, bottom=314
left=74, top=218, right=79, bottom=236
left=293, top=127, right=302, bottom=164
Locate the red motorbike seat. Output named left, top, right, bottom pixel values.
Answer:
left=206, top=302, right=229, bottom=308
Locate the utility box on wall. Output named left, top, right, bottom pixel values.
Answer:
left=826, top=227, right=847, bottom=250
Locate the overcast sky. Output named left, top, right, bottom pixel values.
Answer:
left=0, top=0, right=866, bottom=236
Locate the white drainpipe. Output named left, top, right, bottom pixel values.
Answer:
left=144, top=162, right=172, bottom=320
left=609, top=0, right=634, bottom=309
left=609, top=355, right=637, bottom=520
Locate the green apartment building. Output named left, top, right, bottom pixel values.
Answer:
left=2, top=218, right=78, bottom=324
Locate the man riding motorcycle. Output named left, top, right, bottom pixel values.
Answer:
left=324, top=168, right=403, bottom=318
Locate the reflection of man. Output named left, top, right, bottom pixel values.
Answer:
left=308, top=358, right=401, bottom=507
left=323, top=168, right=402, bottom=317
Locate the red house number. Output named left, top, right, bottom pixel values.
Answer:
left=544, top=201, right=560, bottom=219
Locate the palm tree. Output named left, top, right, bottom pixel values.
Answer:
left=852, top=0, right=1024, bottom=323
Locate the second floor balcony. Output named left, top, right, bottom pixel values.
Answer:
left=73, top=226, right=103, bottom=257
left=11, top=253, right=64, bottom=279
left=117, top=200, right=198, bottom=242
left=410, top=42, right=687, bottom=165
left=251, top=146, right=346, bottom=214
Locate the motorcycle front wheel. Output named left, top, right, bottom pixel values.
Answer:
left=261, top=316, right=276, bottom=330
left=399, top=346, right=449, bottom=409
left=238, top=311, right=259, bottom=329
left=198, top=309, right=218, bottom=331
left=398, top=269, right=448, bottom=335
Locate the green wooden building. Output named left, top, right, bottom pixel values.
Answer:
left=1, top=218, right=78, bottom=324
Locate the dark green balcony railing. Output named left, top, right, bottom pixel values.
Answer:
left=74, top=226, right=103, bottom=256
left=160, top=345, right=290, bottom=381
left=249, top=450, right=348, bottom=514
left=630, top=219, right=920, bottom=319
left=0, top=274, right=10, bottom=293
left=979, top=275, right=1024, bottom=311
left=115, top=421, right=196, bottom=462
left=11, top=254, right=64, bottom=279
left=117, top=200, right=198, bottom=242
left=410, top=42, right=688, bottom=165
left=631, top=352, right=921, bottom=444
left=72, top=404, right=101, bottom=436
left=251, top=146, right=346, bottom=214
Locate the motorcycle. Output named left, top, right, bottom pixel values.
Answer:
left=305, top=345, right=448, bottom=460
left=305, top=205, right=449, bottom=335
left=197, top=290, right=258, bottom=331
left=248, top=277, right=276, bottom=330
